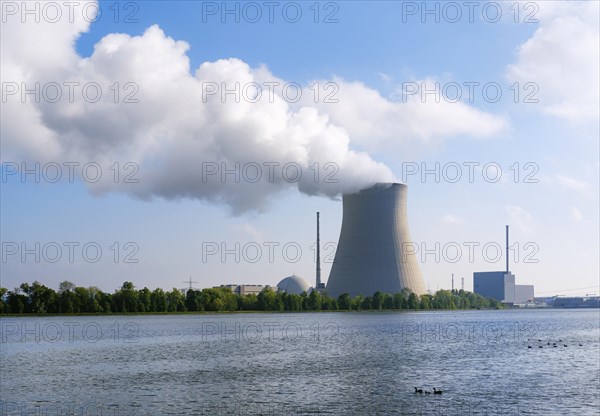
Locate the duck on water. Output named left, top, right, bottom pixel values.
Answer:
left=415, top=387, right=443, bottom=395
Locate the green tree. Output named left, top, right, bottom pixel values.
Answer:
left=201, top=288, right=225, bottom=311
left=408, top=293, right=420, bottom=309
left=7, top=289, right=27, bottom=314
left=220, top=288, right=239, bottom=311
left=382, top=293, right=393, bottom=309
left=56, top=281, right=77, bottom=313
left=23, top=281, right=57, bottom=314
left=258, top=288, right=277, bottom=311
left=274, top=292, right=286, bottom=311
left=137, top=287, right=151, bottom=312
left=0, top=287, right=7, bottom=313
left=337, top=293, right=351, bottom=310
left=392, top=293, right=404, bottom=310
left=238, top=294, right=259, bottom=311
left=287, top=294, right=303, bottom=311
left=420, top=294, right=432, bottom=310
left=99, top=291, right=113, bottom=313
left=351, top=295, right=363, bottom=310
left=58, top=281, right=76, bottom=294
left=307, top=290, right=322, bottom=311
left=432, top=290, right=455, bottom=310
left=166, top=288, right=186, bottom=312
left=372, top=291, right=384, bottom=310
left=74, top=287, right=91, bottom=313
left=0, top=279, right=507, bottom=314
left=400, top=288, right=412, bottom=309
left=117, top=281, right=138, bottom=313
left=186, top=289, right=204, bottom=311
left=321, top=295, right=338, bottom=311
left=151, top=288, right=167, bottom=312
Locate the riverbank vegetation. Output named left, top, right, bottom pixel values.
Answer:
left=0, top=281, right=504, bottom=314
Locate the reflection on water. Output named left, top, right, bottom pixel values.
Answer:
left=1, top=309, right=599, bottom=415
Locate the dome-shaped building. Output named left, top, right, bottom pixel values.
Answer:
left=277, top=275, right=312, bottom=295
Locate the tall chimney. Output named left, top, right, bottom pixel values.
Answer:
left=506, top=225, right=509, bottom=273
left=452, top=274, right=454, bottom=292
left=316, top=212, right=321, bottom=288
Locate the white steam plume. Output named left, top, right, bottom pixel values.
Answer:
left=1, top=2, right=505, bottom=213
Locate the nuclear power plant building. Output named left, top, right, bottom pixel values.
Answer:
left=473, top=271, right=516, bottom=304
left=326, top=183, right=427, bottom=298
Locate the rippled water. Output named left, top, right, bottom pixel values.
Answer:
left=1, top=309, right=599, bottom=415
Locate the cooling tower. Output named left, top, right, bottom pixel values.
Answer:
left=326, top=183, right=426, bottom=298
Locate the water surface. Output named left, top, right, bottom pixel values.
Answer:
left=1, top=309, right=599, bottom=415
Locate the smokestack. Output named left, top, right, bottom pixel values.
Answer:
left=506, top=225, right=509, bottom=273
left=326, top=183, right=426, bottom=297
left=461, top=277, right=464, bottom=291
left=316, top=212, right=321, bottom=289
left=452, top=274, right=454, bottom=292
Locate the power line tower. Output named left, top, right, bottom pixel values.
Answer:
left=181, top=276, right=199, bottom=293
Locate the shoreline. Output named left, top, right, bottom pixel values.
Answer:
left=0, top=308, right=509, bottom=317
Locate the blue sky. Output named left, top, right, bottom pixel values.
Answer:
left=1, top=1, right=598, bottom=296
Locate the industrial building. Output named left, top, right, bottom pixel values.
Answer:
left=216, top=284, right=275, bottom=296
left=276, top=275, right=312, bottom=295
left=214, top=279, right=313, bottom=296
left=473, top=271, right=516, bottom=303
left=326, top=183, right=426, bottom=298
left=473, top=226, right=535, bottom=305
left=514, top=285, right=535, bottom=304
left=551, top=296, right=600, bottom=308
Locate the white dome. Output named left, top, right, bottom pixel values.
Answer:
left=277, top=275, right=312, bottom=295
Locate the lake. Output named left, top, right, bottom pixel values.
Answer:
left=1, top=309, right=599, bottom=415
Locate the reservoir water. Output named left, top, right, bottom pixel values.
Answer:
left=1, top=309, right=599, bottom=415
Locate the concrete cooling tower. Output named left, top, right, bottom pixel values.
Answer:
left=326, top=183, right=426, bottom=298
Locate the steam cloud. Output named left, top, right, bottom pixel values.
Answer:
left=1, top=1, right=506, bottom=214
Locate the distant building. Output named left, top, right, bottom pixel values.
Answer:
left=276, top=275, right=312, bottom=295
left=514, top=285, right=535, bottom=305
left=218, top=284, right=239, bottom=293
left=473, top=271, right=515, bottom=304
left=552, top=296, right=600, bottom=308
left=215, top=284, right=274, bottom=296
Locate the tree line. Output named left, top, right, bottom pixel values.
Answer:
left=0, top=281, right=504, bottom=314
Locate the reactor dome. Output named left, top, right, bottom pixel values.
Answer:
left=277, top=275, right=312, bottom=295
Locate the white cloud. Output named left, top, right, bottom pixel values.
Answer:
left=506, top=1, right=600, bottom=122
left=1, top=1, right=508, bottom=214
left=556, top=174, right=594, bottom=198
left=230, top=223, right=265, bottom=241
left=441, top=214, right=465, bottom=226
left=506, top=205, right=534, bottom=235
left=303, top=78, right=507, bottom=150
left=0, top=0, right=95, bottom=163
left=570, top=207, right=583, bottom=222
left=377, top=72, right=392, bottom=83
left=1, top=20, right=395, bottom=213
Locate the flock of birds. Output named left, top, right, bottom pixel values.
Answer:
left=411, top=339, right=585, bottom=396
left=414, top=387, right=442, bottom=395
left=411, top=339, right=586, bottom=396
left=527, top=339, right=584, bottom=349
